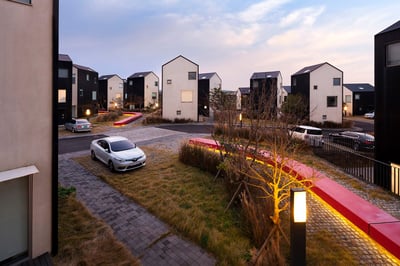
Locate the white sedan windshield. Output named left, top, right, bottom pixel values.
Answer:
left=110, top=140, right=135, bottom=152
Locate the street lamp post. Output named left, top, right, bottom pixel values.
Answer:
left=290, top=188, right=307, bottom=266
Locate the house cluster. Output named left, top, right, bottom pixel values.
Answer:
left=58, top=54, right=375, bottom=125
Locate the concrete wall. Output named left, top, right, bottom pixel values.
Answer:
left=107, top=75, right=124, bottom=109
left=144, top=72, right=159, bottom=108
left=0, top=0, right=54, bottom=259
left=162, top=56, right=199, bottom=121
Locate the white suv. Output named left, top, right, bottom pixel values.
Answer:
left=289, top=125, right=323, bottom=146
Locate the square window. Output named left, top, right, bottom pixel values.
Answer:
left=333, top=78, right=341, bottom=86
left=188, top=72, right=197, bottom=80
left=152, top=92, right=157, bottom=99
left=58, top=68, right=68, bottom=78
left=181, top=90, right=193, bottom=102
left=345, top=95, right=352, bottom=103
left=129, top=80, right=133, bottom=86
left=387, top=42, right=400, bottom=67
left=313, top=85, right=318, bottom=90
left=155, top=81, right=159, bottom=86
left=355, top=94, right=360, bottom=100
left=167, top=79, right=172, bottom=84
left=79, top=89, right=83, bottom=97
left=327, top=96, right=337, bottom=107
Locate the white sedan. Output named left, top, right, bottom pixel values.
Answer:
left=90, top=136, right=146, bottom=172
left=364, top=111, right=374, bottom=119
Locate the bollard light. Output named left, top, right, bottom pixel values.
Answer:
left=290, top=187, right=306, bottom=266
left=239, top=113, right=242, bottom=128
left=85, top=109, right=91, bottom=116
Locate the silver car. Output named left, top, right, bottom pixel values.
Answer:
left=90, top=136, right=146, bottom=172
left=64, top=118, right=92, bottom=133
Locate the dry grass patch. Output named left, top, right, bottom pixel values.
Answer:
left=53, top=187, right=139, bottom=266
left=74, top=146, right=252, bottom=266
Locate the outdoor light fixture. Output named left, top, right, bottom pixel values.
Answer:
left=290, top=187, right=307, bottom=266
left=239, top=113, right=242, bottom=128
left=85, top=109, right=91, bottom=116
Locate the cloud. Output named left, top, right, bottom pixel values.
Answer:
left=279, top=6, right=325, bottom=27
left=238, top=0, right=291, bottom=23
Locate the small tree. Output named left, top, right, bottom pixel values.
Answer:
left=213, top=83, right=314, bottom=265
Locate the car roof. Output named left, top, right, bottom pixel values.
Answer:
left=342, top=131, right=374, bottom=137
left=295, top=125, right=322, bottom=130
left=101, top=136, right=130, bottom=142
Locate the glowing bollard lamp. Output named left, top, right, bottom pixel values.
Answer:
left=239, top=113, right=242, bottom=128
left=290, top=188, right=307, bottom=266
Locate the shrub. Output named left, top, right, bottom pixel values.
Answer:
left=178, top=142, right=221, bottom=175
left=95, top=111, right=122, bottom=122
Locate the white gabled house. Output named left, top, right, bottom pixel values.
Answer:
left=291, top=62, right=343, bottom=124
left=98, top=74, right=124, bottom=110
left=162, top=55, right=199, bottom=121
left=126, top=71, right=159, bottom=110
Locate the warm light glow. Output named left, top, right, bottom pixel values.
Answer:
left=85, top=109, right=91, bottom=116
left=239, top=113, right=242, bottom=121
left=293, top=190, right=307, bottom=223
left=344, top=106, right=348, bottom=111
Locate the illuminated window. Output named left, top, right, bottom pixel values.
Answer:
left=181, top=90, right=193, bottom=102
left=58, top=89, right=66, bottom=103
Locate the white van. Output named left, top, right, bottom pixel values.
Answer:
left=289, top=125, right=323, bottom=146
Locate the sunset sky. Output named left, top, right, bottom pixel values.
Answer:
left=60, top=0, right=400, bottom=89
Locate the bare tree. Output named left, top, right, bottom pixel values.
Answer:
left=212, top=83, right=314, bottom=265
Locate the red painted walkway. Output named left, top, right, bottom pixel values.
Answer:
left=188, top=137, right=400, bottom=260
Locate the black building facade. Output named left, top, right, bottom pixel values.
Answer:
left=74, top=64, right=99, bottom=118
left=57, top=54, right=72, bottom=125
left=343, top=83, right=375, bottom=116
left=125, top=72, right=148, bottom=110
left=375, top=21, right=400, bottom=167
left=250, top=71, right=280, bottom=116
left=198, top=73, right=213, bottom=117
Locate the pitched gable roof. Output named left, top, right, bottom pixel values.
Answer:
left=251, top=71, right=281, bottom=79
left=293, top=62, right=342, bottom=75
left=128, top=71, right=154, bottom=79
left=162, top=55, right=198, bottom=67
left=343, top=83, right=374, bottom=92
left=73, top=64, right=97, bottom=73
left=99, top=74, right=121, bottom=80
left=58, top=54, right=72, bottom=62
left=238, top=87, right=250, bottom=95
left=377, top=20, right=400, bottom=35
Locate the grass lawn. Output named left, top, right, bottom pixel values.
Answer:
left=57, top=144, right=358, bottom=265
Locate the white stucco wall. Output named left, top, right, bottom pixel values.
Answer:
left=343, top=86, right=353, bottom=116
left=107, top=75, right=124, bottom=109
left=144, top=72, right=159, bottom=108
left=309, top=64, right=343, bottom=124
left=0, top=0, right=53, bottom=259
left=162, top=56, right=199, bottom=121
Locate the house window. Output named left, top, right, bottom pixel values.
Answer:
left=387, top=42, right=400, bottom=67
left=92, top=91, right=97, bottom=100
left=167, top=79, right=172, bottom=84
left=58, top=68, right=68, bottom=78
left=72, top=73, right=76, bottom=84
left=327, top=96, right=338, bottom=107
left=188, top=72, right=197, bottom=80
left=355, top=94, right=360, bottom=100
left=292, top=78, right=296, bottom=86
left=333, top=78, right=341, bottom=86
left=125, top=93, right=127, bottom=99
left=129, top=80, right=133, bottom=86
left=313, top=85, right=318, bottom=90
left=345, top=95, right=352, bottom=103
left=152, top=92, right=157, bottom=99
left=86, top=74, right=90, bottom=81
left=155, top=81, right=158, bottom=86
left=181, top=90, right=193, bottom=102
left=9, top=0, right=31, bottom=4
left=119, top=83, right=123, bottom=88
left=58, top=89, right=66, bottom=103
left=253, top=80, right=258, bottom=87
left=79, top=89, right=83, bottom=97
left=109, top=86, right=112, bottom=91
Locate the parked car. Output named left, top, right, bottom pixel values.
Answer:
left=364, top=111, right=375, bottom=119
left=328, top=131, right=374, bottom=151
left=64, top=118, right=92, bottom=133
left=90, top=136, right=146, bottom=172
left=289, top=125, right=323, bottom=146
